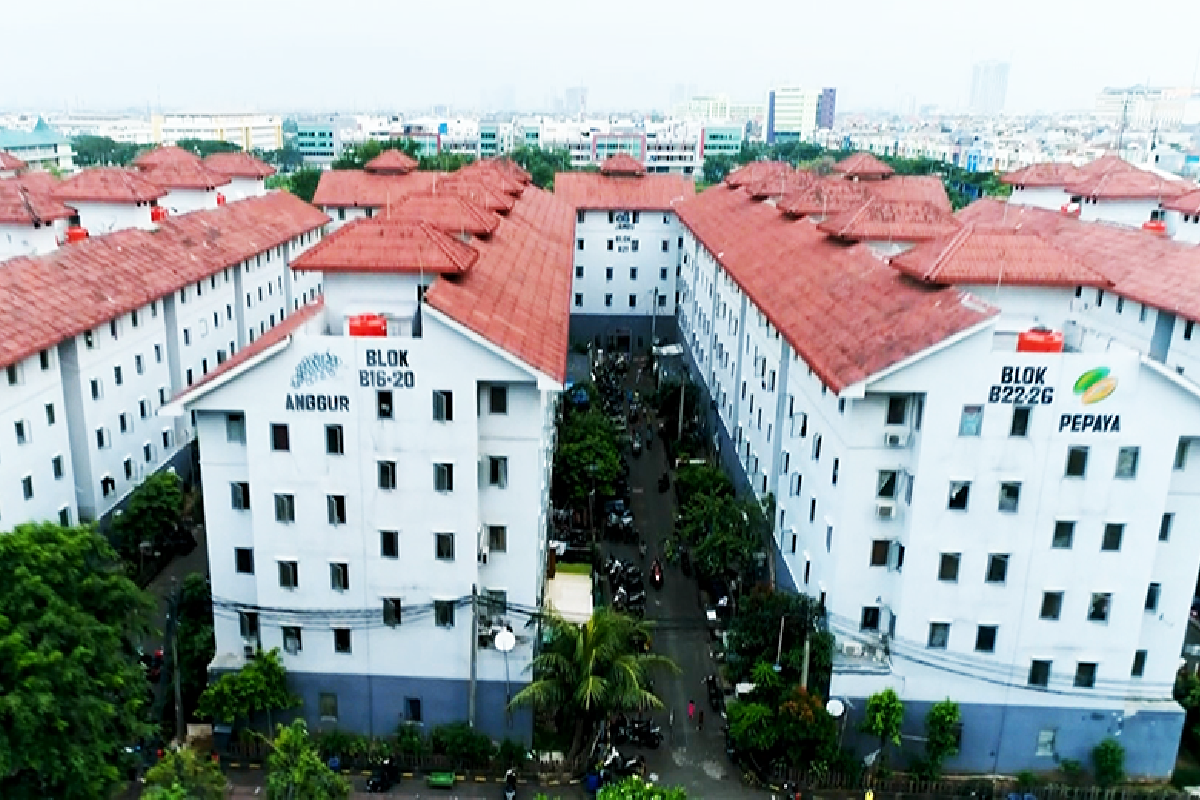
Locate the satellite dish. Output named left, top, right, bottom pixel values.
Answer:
left=826, top=698, right=845, bottom=718
left=494, top=629, right=516, bottom=653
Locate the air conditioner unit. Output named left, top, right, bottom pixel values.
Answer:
left=876, top=502, right=897, bottom=521
left=884, top=432, right=909, bottom=448
left=842, top=641, right=864, bottom=657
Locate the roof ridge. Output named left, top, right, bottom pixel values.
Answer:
left=926, top=223, right=974, bottom=279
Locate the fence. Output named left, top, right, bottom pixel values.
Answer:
left=766, top=769, right=1184, bottom=800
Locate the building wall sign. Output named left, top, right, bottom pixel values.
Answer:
left=984, top=359, right=1130, bottom=434
left=291, top=351, right=342, bottom=388
left=359, top=348, right=416, bottom=389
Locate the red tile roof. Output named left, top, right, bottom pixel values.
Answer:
left=867, top=175, right=952, bottom=211
left=204, top=152, right=276, bottom=179
left=0, top=192, right=328, bottom=370
left=457, top=161, right=525, bottom=196
left=0, top=152, right=26, bottom=171
left=725, top=161, right=790, bottom=188
left=817, top=197, right=962, bottom=242
left=489, top=157, right=532, bottom=184
left=833, top=152, right=895, bottom=178
left=291, top=218, right=479, bottom=275
left=364, top=149, right=419, bottom=174
left=553, top=170, right=695, bottom=211
left=1064, top=169, right=1193, bottom=200
left=142, top=159, right=232, bottom=191
left=960, top=198, right=1200, bottom=323
left=1077, top=154, right=1137, bottom=179
left=1001, top=162, right=1087, bottom=187
left=0, top=178, right=75, bottom=225
left=311, top=169, right=440, bottom=208
left=778, top=177, right=871, bottom=217
left=53, top=168, right=168, bottom=204
left=676, top=186, right=994, bottom=393
left=430, top=175, right=517, bottom=214
left=426, top=186, right=574, bottom=382
left=12, top=171, right=58, bottom=195
left=599, top=153, right=646, bottom=176
left=1164, top=189, right=1200, bottom=215
left=745, top=170, right=817, bottom=200
left=392, top=194, right=500, bottom=237
left=890, top=224, right=1111, bottom=288
left=133, top=146, right=203, bottom=170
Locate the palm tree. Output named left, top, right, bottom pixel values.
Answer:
left=510, top=608, right=678, bottom=761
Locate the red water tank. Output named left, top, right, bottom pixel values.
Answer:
left=65, top=226, right=90, bottom=243
left=151, top=206, right=168, bottom=222
left=1017, top=327, right=1064, bottom=353
left=348, top=313, right=388, bottom=337
left=1142, top=220, right=1167, bottom=234
left=216, top=192, right=227, bottom=206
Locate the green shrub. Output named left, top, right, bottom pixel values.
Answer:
left=1092, top=737, right=1125, bottom=788
left=1015, top=770, right=1043, bottom=788
left=1059, top=758, right=1084, bottom=785
left=396, top=723, right=427, bottom=757
left=497, top=738, right=530, bottom=768
left=430, top=722, right=496, bottom=767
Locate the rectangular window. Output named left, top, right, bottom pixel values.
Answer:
left=135, top=354, right=144, bottom=375
left=436, top=532, right=455, bottom=560
left=1176, top=439, right=1189, bottom=470
left=1115, top=446, right=1139, bottom=478
left=330, top=562, right=349, bottom=591
left=869, top=540, right=890, bottom=567
left=119, top=412, right=130, bottom=434
left=1041, top=591, right=1064, bottom=620
left=998, top=482, right=1021, bottom=513
left=14, top=420, right=28, bottom=445
left=1029, top=660, right=1051, bottom=688
left=607, top=239, right=614, bottom=251
left=22, top=475, right=34, bottom=500
left=432, top=390, right=453, bottom=421
left=631, top=239, right=639, bottom=252
left=1145, top=582, right=1161, bottom=612
left=1160, top=513, right=1174, bottom=542
left=318, top=692, right=339, bottom=722
left=1052, top=521, right=1075, bottom=549
left=927, top=622, right=950, bottom=649
left=325, top=424, right=344, bottom=455
left=90, top=378, right=102, bottom=400
left=327, top=495, right=347, bottom=525
left=939, top=553, right=961, bottom=582
left=405, top=696, right=423, bottom=721
left=265, top=422, right=288, bottom=450
left=487, top=589, right=508, bottom=614
left=886, top=396, right=907, bottom=425
left=278, top=561, right=298, bottom=589
left=379, top=460, right=397, bottom=490
left=183, top=329, right=191, bottom=346
left=605, top=293, right=613, bottom=307
left=383, top=598, right=402, bottom=626
left=1035, top=729, right=1056, bottom=757
left=1101, top=523, right=1124, bottom=551
left=975, top=625, right=998, bottom=653
left=434, top=600, right=455, bottom=627
left=629, top=294, right=637, bottom=308
left=986, top=554, right=1009, bottom=584
left=630, top=267, right=638, bottom=280
left=860, top=606, right=881, bottom=631
left=434, top=463, right=454, bottom=492
left=139, top=399, right=149, bottom=419
left=1088, top=592, right=1111, bottom=622
left=113, top=365, right=123, bottom=386
left=488, top=456, right=508, bottom=488
left=577, top=239, right=584, bottom=250
left=230, top=482, right=250, bottom=510
left=39, top=349, right=50, bottom=370
left=489, top=385, right=508, bottom=414
left=1132, top=650, right=1147, bottom=677
left=959, top=404, right=983, bottom=436
left=154, top=344, right=163, bottom=363
left=1065, top=446, right=1089, bottom=477
left=45, top=403, right=55, bottom=425
left=282, top=625, right=301, bottom=654
left=1010, top=406, right=1031, bottom=437
left=239, top=611, right=259, bottom=639
left=377, top=390, right=394, bottom=419
left=235, top=548, right=255, bottom=574
left=376, top=528, right=399, bottom=559
left=1074, top=662, right=1097, bottom=688
left=52, top=454, right=64, bottom=479
left=574, top=293, right=583, bottom=307
left=662, top=239, right=670, bottom=253
left=948, top=481, right=970, bottom=510
left=606, top=267, right=613, bottom=281
left=489, top=525, right=507, bottom=552
left=275, top=494, right=295, bottom=523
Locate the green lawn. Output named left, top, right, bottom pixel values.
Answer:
left=556, top=562, right=592, bottom=576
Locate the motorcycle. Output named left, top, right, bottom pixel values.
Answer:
left=651, top=560, right=664, bottom=590
left=602, top=747, right=645, bottom=778
left=705, top=674, right=725, bottom=713
left=366, top=759, right=399, bottom=793
left=504, top=767, right=518, bottom=800
left=657, top=472, right=670, bottom=493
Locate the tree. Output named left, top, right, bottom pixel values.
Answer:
left=0, top=522, right=155, bottom=799
left=1092, top=737, right=1125, bottom=788
left=266, top=719, right=350, bottom=800
left=166, top=573, right=216, bottom=729
left=597, top=776, right=688, bottom=799
left=922, top=699, right=961, bottom=779
left=678, top=492, right=768, bottom=583
left=110, top=469, right=187, bottom=568
left=419, top=151, right=474, bottom=172
left=726, top=587, right=832, bottom=694
left=143, top=746, right=226, bottom=800
left=269, top=168, right=322, bottom=203
left=331, top=138, right=419, bottom=171
left=71, top=134, right=142, bottom=166
left=509, top=146, right=574, bottom=190
left=703, top=154, right=735, bottom=185
left=726, top=664, right=836, bottom=773
left=509, top=609, right=677, bottom=761
left=176, top=138, right=242, bottom=158
left=259, top=145, right=305, bottom=171
left=861, top=687, right=904, bottom=767
left=553, top=408, right=622, bottom=506
left=672, top=462, right=732, bottom=507
left=143, top=783, right=192, bottom=800
left=197, top=648, right=300, bottom=734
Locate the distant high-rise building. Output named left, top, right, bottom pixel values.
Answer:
left=816, top=88, right=837, bottom=129
left=1096, top=86, right=1200, bottom=127
left=766, top=86, right=822, bottom=143
left=564, top=86, right=588, bottom=116
left=969, top=60, right=1010, bottom=115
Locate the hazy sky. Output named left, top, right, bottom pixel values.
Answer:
left=5, top=0, right=1200, bottom=115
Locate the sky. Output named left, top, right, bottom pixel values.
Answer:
left=5, top=0, right=1200, bottom=115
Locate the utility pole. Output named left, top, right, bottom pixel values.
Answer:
left=800, top=636, right=811, bottom=690
left=676, top=381, right=686, bottom=442
left=650, top=288, right=658, bottom=351
left=468, top=584, right=478, bottom=727
left=168, top=577, right=184, bottom=744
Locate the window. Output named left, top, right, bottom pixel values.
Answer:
left=90, top=378, right=102, bottom=400
left=100, top=474, right=116, bottom=497
left=135, top=354, right=144, bottom=375
left=239, top=611, right=258, bottom=640
left=1052, top=521, right=1075, bottom=549
left=574, top=293, right=583, bottom=307
left=1101, top=523, right=1124, bottom=551
left=162, top=428, right=173, bottom=448
left=1088, top=592, right=1111, bottom=622
left=325, top=424, right=344, bottom=455
left=154, top=344, right=162, bottom=364
left=434, top=463, right=454, bottom=492
left=658, top=293, right=667, bottom=307
left=330, top=562, right=349, bottom=591
left=986, top=554, right=1009, bottom=584
left=113, top=365, right=123, bottom=386
left=488, top=525, right=507, bottom=552
left=84, top=330, right=95, bottom=349
left=327, top=495, right=347, bottom=525
left=405, top=696, right=423, bottom=721
left=282, top=625, right=301, bottom=654
left=275, top=494, right=295, bottom=523
left=110, top=319, right=119, bottom=338
left=435, top=531, right=455, bottom=560
left=95, top=427, right=110, bottom=449
left=860, top=607, right=881, bottom=631
left=183, top=328, right=191, bottom=346
left=975, top=625, right=998, bottom=653
left=1176, top=439, right=1190, bottom=470
left=630, top=267, right=638, bottom=281
left=607, top=239, right=614, bottom=251
left=629, top=294, right=637, bottom=308
left=431, top=390, right=453, bottom=422
left=488, top=456, right=508, bottom=488
left=39, top=349, right=50, bottom=370
left=488, top=385, right=508, bottom=414
left=319, top=692, right=339, bottom=722
left=14, top=420, right=28, bottom=445
left=662, top=239, right=670, bottom=253
left=870, top=540, right=890, bottom=567
left=1074, top=662, right=1097, bottom=688
left=186, top=369, right=193, bottom=386
left=1132, top=650, right=1147, bottom=678
left=1115, top=447, right=1139, bottom=478
left=832, top=459, right=839, bottom=485
left=379, top=460, right=397, bottom=490
left=45, top=403, right=55, bottom=425
left=374, top=528, right=399, bottom=559
left=605, top=293, right=613, bottom=307
left=220, top=413, right=245, bottom=444
left=231, top=482, right=250, bottom=510
left=487, top=589, right=508, bottom=614
left=927, top=622, right=950, bottom=649
left=1188, top=321, right=1196, bottom=341
left=22, top=475, right=33, bottom=500
left=631, top=239, right=639, bottom=252
left=998, top=482, right=1021, bottom=513
left=577, top=238, right=584, bottom=250
left=948, top=481, right=970, bottom=510
left=377, top=390, right=394, bottom=419
left=886, top=396, right=907, bottom=425
left=123, top=457, right=133, bottom=479
left=1035, top=729, right=1056, bottom=756
left=1160, top=513, right=1174, bottom=542
left=52, top=455, right=63, bottom=479
left=605, top=267, right=613, bottom=281
left=1065, top=446, right=1088, bottom=477
left=1028, top=660, right=1051, bottom=688
left=138, top=399, right=149, bottom=419
left=812, top=434, right=822, bottom=460
left=264, top=422, right=288, bottom=451
left=278, top=561, right=298, bottom=589
left=383, top=597, right=402, bottom=625
left=939, top=553, right=961, bottom=582
left=1010, top=406, right=1031, bottom=437
left=1037, top=590, right=1064, bottom=620
left=119, top=413, right=130, bottom=434
left=1146, top=582, right=1161, bottom=612
left=235, top=548, right=254, bottom=574
left=434, top=600, right=455, bottom=627
left=958, top=405, right=983, bottom=436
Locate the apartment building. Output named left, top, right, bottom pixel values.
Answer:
left=151, top=113, right=283, bottom=152
left=169, top=160, right=570, bottom=741
left=672, top=162, right=1200, bottom=776
left=0, top=173, right=74, bottom=258
left=555, top=154, right=694, bottom=351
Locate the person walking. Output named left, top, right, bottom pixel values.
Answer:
left=687, top=699, right=696, bottom=723
left=697, top=710, right=705, bottom=731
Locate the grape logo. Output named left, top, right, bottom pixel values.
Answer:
left=1073, top=367, right=1117, bottom=405
left=290, top=352, right=342, bottom=389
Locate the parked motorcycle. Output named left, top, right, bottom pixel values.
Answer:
left=705, top=674, right=725, bottom=713
left=366, top=759, right=399, bottom=793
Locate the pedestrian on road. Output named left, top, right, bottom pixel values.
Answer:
left=697, top=710, right=705, bottom=730
left=687, top=699, right=695, bottom=722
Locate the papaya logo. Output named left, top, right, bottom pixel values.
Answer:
left=1073, top=367, right=1117, bottom=405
